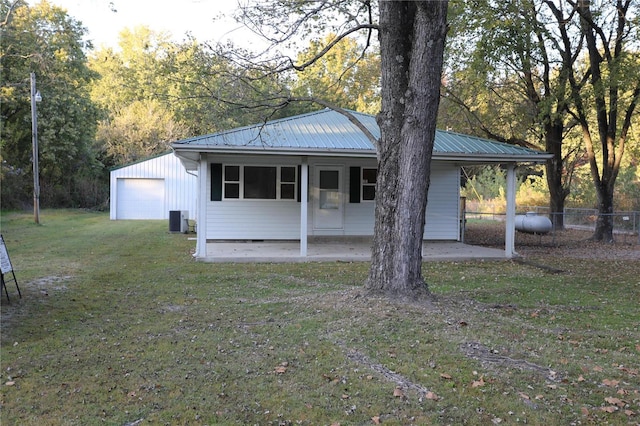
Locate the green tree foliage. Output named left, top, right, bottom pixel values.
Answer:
left=161, top=39, right=287, bottom=133
left=444, top=0, right=639, bottom=240
left=443, top=0, right=581, bottom=228
left=89, top=27, right=190, bottom=165
left=96, top=99, right=187, bottom=164
left=462, top=165, right=549, bottom=213
left=569, top=148, right=640, bottom=211
left=89, top=27, right=286, bottom=167
left=226, top=0, right=381, bottom=121
left=291, top=34, right=380, bottom=115
left=462, top=166, right=507, bottom=202
left=1, top=0, right=103, bottom=209
left=89, top=27, right=173, bottom=114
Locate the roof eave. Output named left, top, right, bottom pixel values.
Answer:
left=171, top=144, right=378, bottom=158
left=434, top=152, right=553, bottom=164
left=172, top=144, right=553, bottom=164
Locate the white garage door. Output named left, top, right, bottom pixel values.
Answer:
left=116, top=178, right=165, bottom=219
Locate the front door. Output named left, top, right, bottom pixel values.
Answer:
left=313, top=166, right=344, bottom=230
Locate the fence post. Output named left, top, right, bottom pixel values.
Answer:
left=461, top=210, right=466, bottom=243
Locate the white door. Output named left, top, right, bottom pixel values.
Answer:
left=313, top=167, right=344, bottom=230
left=116, top=178, right=165, bottom=219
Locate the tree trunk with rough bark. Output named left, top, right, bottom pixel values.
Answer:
left=366, top=1, right=448, bottom=299
left=545, top=120, right=568, bottom=230
left=593, top=181, right=615, bottom=242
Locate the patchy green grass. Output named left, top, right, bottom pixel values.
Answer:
left=1, top=210, right=638, bottom=425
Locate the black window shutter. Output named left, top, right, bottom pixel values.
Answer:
left=211, top=163, right=222, bottom=201
left=349, top=166, right=361, bottom=203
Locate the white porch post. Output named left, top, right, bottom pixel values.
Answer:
left=196, top=156, right=208, bottom=258
left=505, top=163, right=517, bottom=258
left=300, top=158, right=308, bottom=257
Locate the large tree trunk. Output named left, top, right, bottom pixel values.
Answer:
left=366, top=1, right=448, bottom=299
left=592, top=179, right=615, bottom=242
left=544, top=120, right=569, bottom=230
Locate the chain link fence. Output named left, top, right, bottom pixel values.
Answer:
left=463, top=208, right=640, bottom=248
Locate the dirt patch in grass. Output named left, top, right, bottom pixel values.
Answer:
left=28, top=275, right=73, bottom=292
left=459, top=341, right=558, bottom=380
left=1, top=275, right=73, bottom=323
left=465, top=220, right=640, bottom=260
left=345, top=348, right=433, bottom=396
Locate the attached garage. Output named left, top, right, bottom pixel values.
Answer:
left=110, top=152, right=198, bottom=220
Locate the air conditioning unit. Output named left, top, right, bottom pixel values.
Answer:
left=169, top=210, right=189, bottom=233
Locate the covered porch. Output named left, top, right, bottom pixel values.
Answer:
left=172, top=109, right=553, bottom=262
left=200, top=238, right=507, bottom=263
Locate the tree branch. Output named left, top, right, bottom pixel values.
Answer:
left=0, top=0, right=20, bottom=28
left=442, top=87, right=540, bottom=150
left=286, top=24, right=379, bottom=72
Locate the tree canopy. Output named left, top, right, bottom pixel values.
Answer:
left=88, top=26, right=293, bottom=166
left=444, top=0, right=640, bottom=237
left=1, top=0, right=103, bottom=208
left=290, top=33, right=380, bottom=115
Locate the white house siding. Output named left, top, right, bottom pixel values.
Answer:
left=342, top=202, right=375, bottom=235
left=207, top=201, right=301, bottom=240
left=205, top=154, right=303, bottom=240
left=342, top=162, right=460, bottom=240
left=423, top=163, right=460, bottom=240
left=204, top=155, right=460, bottom=241
left=110, top=153, right=198, bottom=220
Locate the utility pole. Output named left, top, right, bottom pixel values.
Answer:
left=30, top=72, right=41, bottom=224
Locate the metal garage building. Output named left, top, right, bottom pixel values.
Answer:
left=109, top=152, right=197, bottom=220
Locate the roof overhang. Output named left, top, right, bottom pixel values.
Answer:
left=172, top=144, right=377, bottom=158
left=172, top=144, right=553, bottom=169
left=172, top=145, right=379, bottom=172
left=435, top=152, right=553, bottom=164
left=172, top=149, right=199, bottom=171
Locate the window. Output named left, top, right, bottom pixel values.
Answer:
left=224, top=165, right=240, bottom=199
left=280, top=166, right=296, bottom=200
left=362, top=168, right=377, bottom=201
left=244, top=166, right=276, bottom=199
left=319, top=169, right=340, bottom=209
left=221, top=165, right=297, bottom=200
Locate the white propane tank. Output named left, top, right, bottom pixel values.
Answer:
left=515, top=212, right=553, bottom=234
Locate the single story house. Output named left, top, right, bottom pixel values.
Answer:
left=171, top=108, right=552, bottom=260
left=109, top=152, right=197, bottom=220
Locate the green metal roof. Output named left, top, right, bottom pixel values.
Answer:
left=172, top=108, right=551, bottom=163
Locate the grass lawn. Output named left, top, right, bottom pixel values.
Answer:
left=1, top=210, right=638, bottom=425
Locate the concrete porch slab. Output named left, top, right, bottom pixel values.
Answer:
left=200, top=240, right=507, bottom=263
